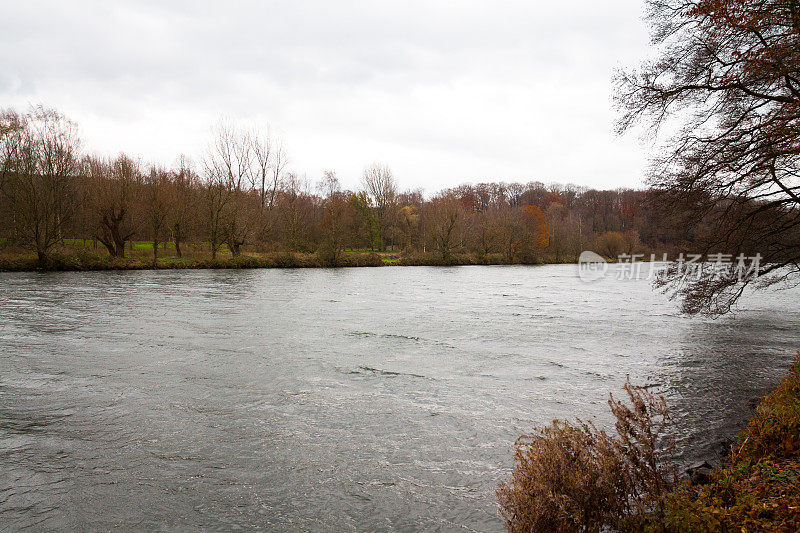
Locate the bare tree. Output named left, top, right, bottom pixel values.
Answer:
left=361, top=162, right=397, bottom=250
left=425, top=195, right=463, bottom=261
left=88, top=155, right=140, bottom=258
left=201, top=175, right=228, bottom=261
left=278, top=172, right=312, bottom=252
left=0, top=107, right=81, bottom=264
left=317, top=169, right=340, bottom=200
left=250, top=127, right=273, bottom=210
left=143, top=165, right=171, bottom=266
left=362, top=162, right=396, bottom=214
left=317, top=170, right=349, bottom=264
left=398, top=204, right=420, bottom=248
left=494, top=208, right=524, bottom=263
left=267, top=139, right=287, bottom=211
left=617, top=0, right=800, bottom=315
left=203, top=120, right=254, bottom=257
left=168, top=156, right=198, bottom=258
left=467, top=210, right=499, bottom=260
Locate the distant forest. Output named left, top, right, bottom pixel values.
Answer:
left=1, top=107, right=702, bottom=267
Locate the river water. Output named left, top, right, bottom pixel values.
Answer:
left=0, top=265, right=798, bottom=531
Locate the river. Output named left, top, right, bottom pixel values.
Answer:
left=1, top=265, right=797, bottom=531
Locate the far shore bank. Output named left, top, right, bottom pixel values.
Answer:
left=0, top=249, right=585, bottom=272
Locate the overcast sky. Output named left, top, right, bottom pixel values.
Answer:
left=1, top=1, right=653, bottom=192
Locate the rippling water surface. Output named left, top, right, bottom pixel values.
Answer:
left=1, top=265, right=798, bottom=531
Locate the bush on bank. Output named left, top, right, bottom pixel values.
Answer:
left=497, top=355, right=800, bottom=532
left=660, top=354, right=800, bottom=532
left=497, top=380, right=677, bottom=532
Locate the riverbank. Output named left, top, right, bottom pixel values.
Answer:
left=0, top=250, right=385, bottom=271
left=662, top=354, right=800, bottom=531
left=0, top=247, right=577, bottom=271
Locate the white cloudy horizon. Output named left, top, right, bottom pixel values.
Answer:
left=1, top=1, right=654, bottom=193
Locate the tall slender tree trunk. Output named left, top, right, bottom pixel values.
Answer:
left=211, top=236, right=219, bottom=260
left=36, top=248, right=48, bottom=268
left=152, top=237, right=159, bottom=267
left=173, top=222, right=183, bottom=258
left=228, top=239, right=241, bottom=257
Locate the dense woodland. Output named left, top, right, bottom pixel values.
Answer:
left=2, top=107, right=700, bottom=268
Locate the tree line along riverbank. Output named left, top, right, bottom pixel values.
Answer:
left=0, top=108, right=710, bottom=272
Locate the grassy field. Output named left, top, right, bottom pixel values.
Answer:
left=343, top=249, right=400, bottom=264
left=61, top=238, right=225, bottom=252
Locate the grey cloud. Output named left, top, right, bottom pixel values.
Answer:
left=0, top=0, right=651, bottom=190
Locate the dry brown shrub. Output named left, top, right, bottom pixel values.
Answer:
left=497, top=378, right=677, bottom=532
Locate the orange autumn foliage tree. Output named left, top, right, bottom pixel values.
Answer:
left=520, top=205, right=550, bottom=259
